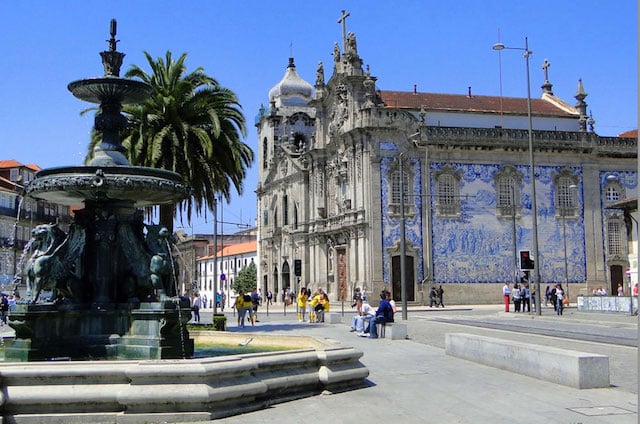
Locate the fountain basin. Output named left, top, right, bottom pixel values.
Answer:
left=0, top=335, right=369, bottom=423
left=5, top=301, right=194, bottom=362
left=24, top=166, right=188, bottom=207
left=68, top=77, right=153, bottom=104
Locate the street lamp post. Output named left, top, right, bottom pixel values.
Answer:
left=399, top=153, right=408, bottom=321
left=562, top=210, right=569, bottom=289
left=511, top=183, right=519, bottom=286
left=493, top=37, right=542, bottom=315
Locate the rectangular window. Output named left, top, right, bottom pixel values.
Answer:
left=436, top=173, right=460, bottom=216
left=498, top=178, right=515, bottom=208
left=607, top=221, right=622, bottom=256
left=391, top=171, right=409, bottom=205
left=438, top=175, right=455, bottom=205
left=557, top=180, right=574, bottom=209
left=605, top=186, right=620, bottom=202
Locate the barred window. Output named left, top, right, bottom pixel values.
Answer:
left=557, top=178, right=575, bottom=209
left=391, top=170, right=409, bottom=205
left=498, top=177, right=517, bottom=209
left=438, top=174, right=455, bottom=205
left=605, top=186, right=620, bottom=202
left=607, top=220, right=623, bottom=256
left=552, top=171, right=579, bottom=218
left=436, top=172, right=460, bottom=216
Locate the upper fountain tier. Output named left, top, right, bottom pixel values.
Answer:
left=68, top=18, right=151, bottom=106
left=26, top=19, right=189, bottom=206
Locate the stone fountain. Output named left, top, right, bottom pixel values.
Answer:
left=0, top=21, right=368, bottom=423
left=5, top=19, right=193, bottom=361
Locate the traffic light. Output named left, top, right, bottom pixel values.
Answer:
left=294, top=259, right=302, bottom=277
left=519, top=250, right=534, bottom=270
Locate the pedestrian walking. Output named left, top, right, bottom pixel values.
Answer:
left=555, top=284, right=565, bottom=315
left=192, top=293, right=202, bottom=323
left=436, top=285, right=445, bottom=307
left=512, top=284, right=521, bottom=312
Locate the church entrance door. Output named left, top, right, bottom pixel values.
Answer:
left=610, top=264, right=623, bottom=295
left=337, top=248, right=348, bottom=301
left=392, top=255, right=415, bottom=301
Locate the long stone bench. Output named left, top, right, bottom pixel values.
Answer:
left=445, top=333, right=609, bottom=389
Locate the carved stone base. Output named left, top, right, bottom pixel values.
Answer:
left=5, top=300, right=193, bottom=361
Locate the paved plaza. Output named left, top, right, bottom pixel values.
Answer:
left=203, top=303, right=638, bottom=424
left=1, top=303, right=637, bottom=423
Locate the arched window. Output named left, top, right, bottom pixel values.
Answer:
left=435, top=166, right=460, bottom=217
left=495, top=166, right=521, bottom=217
left=283, top=195, right=289, bottom=226
left=554, top=170, right=579, bottom=218
left=387, top=156, right=415, bottom=217
left=607, top=219, right=623, bottom=256
left=391, top=170, right=409, bottom=205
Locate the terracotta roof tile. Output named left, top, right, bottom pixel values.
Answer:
left=618, top=129, right=637, bottom=138
left=0, top=159, right=23, bottom=168
left=378, top=90, right=577, bottom=117
left=200, top=240, right=257, bottom=260
left=0, top=160, right=41, bottom=171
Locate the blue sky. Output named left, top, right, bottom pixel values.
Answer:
left=1, top=1, right=636, bottom=234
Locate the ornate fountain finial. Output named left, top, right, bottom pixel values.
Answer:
left=100, top=18, right=125, bottom=77
left=108, top=18, right=118, bottom=51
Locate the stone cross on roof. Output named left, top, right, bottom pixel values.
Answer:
left=542, top=59, right=551, bottom=82
left=337, top=10, right=350, bottom=51
left=541, top=58, right=553, bottom=95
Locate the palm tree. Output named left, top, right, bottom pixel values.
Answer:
left=117, top=51, right=253, bottom=231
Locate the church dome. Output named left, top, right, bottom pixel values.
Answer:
left=268, top=57, right=313, bottom=105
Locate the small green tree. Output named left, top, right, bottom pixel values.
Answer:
left=232, top=262, right=257, bottom=295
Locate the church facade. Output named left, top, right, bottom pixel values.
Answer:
left=255, top=28, right=637, bottom=305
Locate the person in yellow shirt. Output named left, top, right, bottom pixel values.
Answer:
left=308, top=287, right=324, bottom=323
left=316, top=293, right=330, bottom=322
left=235, top=290, right=255, bottom=328
left=297, top=287, right=309, bottom=322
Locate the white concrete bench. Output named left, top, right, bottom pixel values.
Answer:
left=445, top=333, right=609, bottom=389
left=325, top=312, right=342, bottom=324
left=376, top=322, right=407, bottom=340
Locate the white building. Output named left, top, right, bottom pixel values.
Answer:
left=197, top=240, right=257, bottom=309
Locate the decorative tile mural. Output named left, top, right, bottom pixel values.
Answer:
left=379, top=142, right=601, bottom=286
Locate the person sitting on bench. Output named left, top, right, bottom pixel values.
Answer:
left=362, top=290, right=394, bottom=339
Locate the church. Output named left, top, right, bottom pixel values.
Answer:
left=255, top=20, right=637, bottom=305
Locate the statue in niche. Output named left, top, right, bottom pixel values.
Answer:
left=333, top=42, right=341, bottom=62
left=25, top=223, right=86, bottom=303
left=328, top=245, right=335, bottom=273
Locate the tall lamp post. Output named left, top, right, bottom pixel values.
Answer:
left=493, top=37, right=542, bottom=315
left=399, top=153, right=408, bottom=320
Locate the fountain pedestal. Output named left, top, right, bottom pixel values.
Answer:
left=5, top=300, right=193, bottom=361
